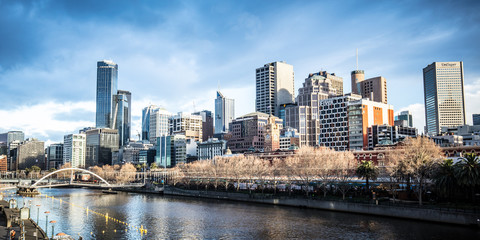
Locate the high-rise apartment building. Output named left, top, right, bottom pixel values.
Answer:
left=423, top=62, right=466, bottom=135
left=47, top=143, right=63, bottom=169
left=149, top=108, right=171, bottom=144
left=194, top=110, right=214, bottom=141
left=170, top=112, right=203, bottom=142
left=347, top=99, right=394, bottom=150
left=395, top=110, right=413, bottom=128
left=351, top=70, right=387, bottom=104
left=113, top=90, right=131, bottom=146
left=63, top=134, right=86, bottom=168
left=85, top=129, right=119, bottom=166
left=255, top=61, right=295, bottom=116
left=142, top=105, right=159, bottom=141
left=473, top=114, right=480, bottom=126
left=215, top=91, right=235, bottom=134
left=285, top=72, right=339, bottom=147
left=96, top=60, right=118, bottom=129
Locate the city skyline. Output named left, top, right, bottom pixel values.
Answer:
left=0, top=0, right=479, bottom=144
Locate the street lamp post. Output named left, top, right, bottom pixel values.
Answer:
left=36, top=205, right=41, bottom=224
left=44, top=211, right=50, bottom=236
left=50, top=220, right=56, bottom=239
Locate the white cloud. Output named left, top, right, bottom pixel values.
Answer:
left=465, top=78, right=480, bottom=125
left=0, top=101, right=95, bottom=143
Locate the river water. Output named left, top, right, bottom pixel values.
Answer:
left=3, top=188, right=479, bottom=239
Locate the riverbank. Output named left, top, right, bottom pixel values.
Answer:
left=164, top=186, right=480, bottom=227
left=0, top=200, right=48, bottom=240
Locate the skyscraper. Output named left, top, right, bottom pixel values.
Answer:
left=215, top=91, right=235, bottom=134
left=113, top=90, right=131, bottom=146
left=85, top=128, right=119, bottom=166
left=96, top=60, right=118, bottom=129
left=255, top=61, right=295, bottom=116
left=142, top=105, right=159, bottom=141
left=423, top=62, right=466, bottom=135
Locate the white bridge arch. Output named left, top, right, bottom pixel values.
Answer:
left=31, top=168, right=111, bottom=187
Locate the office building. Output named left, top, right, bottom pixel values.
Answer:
left=194, top=110, right=214, bottom=141
left=113, top=90, right=131, bottom=146
left=170, top=112, right=203, bottom=142
left=142, top=105, right=159, bottom=141
left=395, top=110, right=413, bottom=128
left=368, top=125, right=417, bottom=149
left=316, top=94, right=363, bottom=151
left=96, top=60, right=118, bottom=129
left=423, top=62, right=466, bottom=135
left=348, top=99, right=394, bottom=150
left=47, top=143, right=64, bottom=169
left=155, top=135, right=186, bottom=167
left=148, top=107, right=171, bottom=144
left=474, top=114, right=480, bottom=126
left=16, top=139, right=45, bottom=170
left=0, top=131, right=25, bottom=147
left=255, top=61, right=295, bottom=116
left=120, top=141, right=154, bottom=165
left=139, top=147, right=156, bottom=166
left=228, top=112, right=283, bottom=153
left=196, top=138, right=228, bottom=160
left=64, top=134, right=86, bottom=168
left=279, top=127, right=300, bottom=150
left=351, top=70, right=387, bottom=104
left=85, top=128, right=119, bottom=166
left=215, top=91, right=235, bottom=134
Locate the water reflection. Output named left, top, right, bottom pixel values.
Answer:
left=2, top=188, right=479, bottom=239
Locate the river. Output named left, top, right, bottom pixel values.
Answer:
left=3, top=188, right=479, bottom=239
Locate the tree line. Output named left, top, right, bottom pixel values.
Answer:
left=170, top=137, right=480, bottom=205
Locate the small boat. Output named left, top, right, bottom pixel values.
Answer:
left=102, top=190, right=118, bottom=194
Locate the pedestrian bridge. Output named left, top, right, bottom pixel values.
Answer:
left=0, top=167, right=145, bottom=191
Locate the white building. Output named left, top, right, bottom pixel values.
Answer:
left=256, top=61, right=295, bottom=117
left=170, top=112, right=203, bottom=142
left=63, top=134, right=86, bottom=168
left=149, top=107, right=171, bottom=144
left=197, top=138, right=227, bottom=160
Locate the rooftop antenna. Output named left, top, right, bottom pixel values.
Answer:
left=356, top=48, right=358, bottom=71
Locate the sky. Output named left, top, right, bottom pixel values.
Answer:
left=0, top=0, right=479, bottom=145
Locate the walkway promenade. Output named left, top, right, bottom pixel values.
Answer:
left=0, top=200, right=48, bottom=240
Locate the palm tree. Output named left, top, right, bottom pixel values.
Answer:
left=434, top=159, right=456, bottom=200
left=454, top=153, right=480, bottom=201
left=356, top=160, right=378, bottom=196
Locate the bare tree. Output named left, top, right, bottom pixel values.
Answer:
left=390, top=137, right=444, bottom=205
left=115, top=163, right=137, bottom=184
left=332, top=151, right=357, bottom=200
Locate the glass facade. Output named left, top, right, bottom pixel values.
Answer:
left=96, top=60, right=118, bottom=129
left=114, top=90, right=131, bottom=146
left=423, top=62, right=465, bottom=135
left=215, top=91, right=235, bottom=134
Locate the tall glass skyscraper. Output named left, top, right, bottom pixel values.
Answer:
left=215, top=91, right=235, bottom=134
left=113, top=90, right=131, bottom=146
left=423, top=62, right=465, bottom=135
left=96, top=60, right=118, bottom=129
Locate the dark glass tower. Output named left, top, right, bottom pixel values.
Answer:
left=114, top=90, right=131, bottom=146
left=96, top=60, right=118, bottom=129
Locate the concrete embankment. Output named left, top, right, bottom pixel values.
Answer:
left=164, top=187, right=480, bottom=227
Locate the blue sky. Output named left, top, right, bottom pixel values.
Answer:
left=1, top=0, right=479, bottom=144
